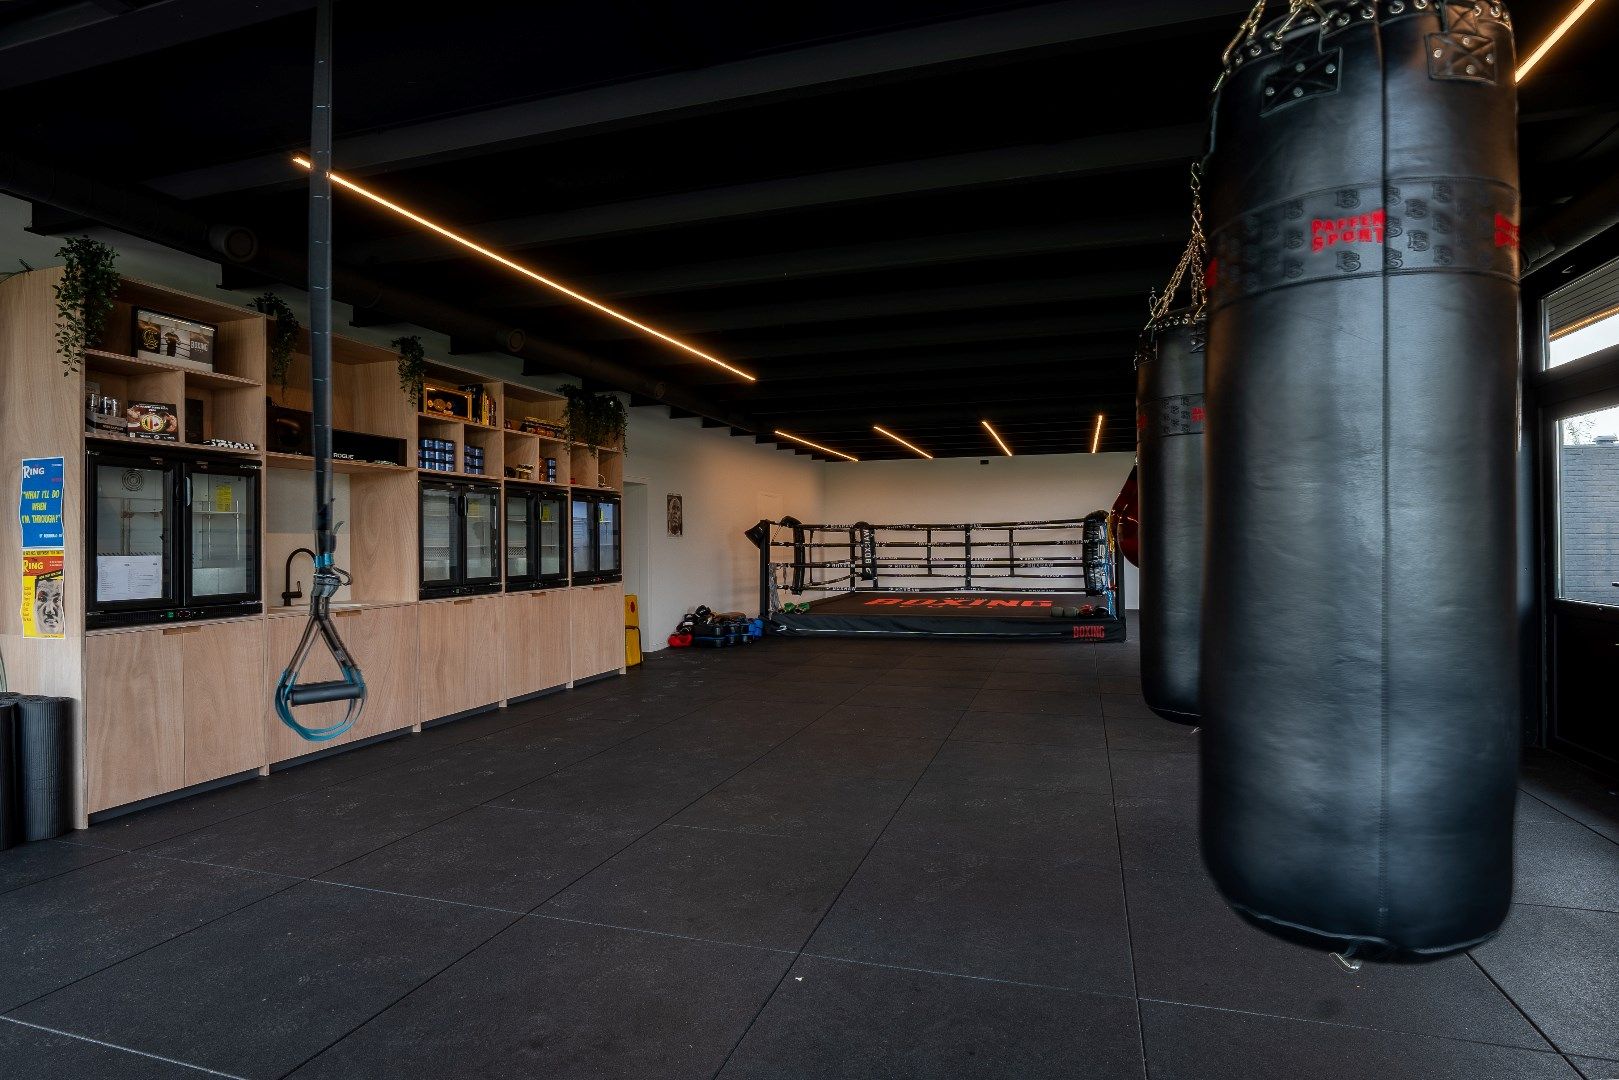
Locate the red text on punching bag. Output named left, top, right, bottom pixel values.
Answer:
left=1312, top=209, right=1386, bottom=252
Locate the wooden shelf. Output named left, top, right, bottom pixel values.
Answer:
left=265, top=452, right=412, bottom=475
left=84, top=349, right=262, bottom=388
left=418, top=411, right=501, bottom=432
left=86, top=431, right=261, bottom=458
left=416, top=468, right=497, bottom=481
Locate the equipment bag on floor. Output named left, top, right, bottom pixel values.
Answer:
left=1201, top=0, right=1520, bottom=962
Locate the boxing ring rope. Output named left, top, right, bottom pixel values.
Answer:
left=752, top=514, right=1125, bottom=622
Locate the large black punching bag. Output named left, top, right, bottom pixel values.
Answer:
left=1201, top=1, right=1520, bottom=961
left=1137, top=316, right=1206, bottom=724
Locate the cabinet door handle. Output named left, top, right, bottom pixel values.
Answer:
left=453, top=598, right=474, bottom=606
left=335, top=609, right=361, bottom=619
left=162, top=626, right=200, bottom=636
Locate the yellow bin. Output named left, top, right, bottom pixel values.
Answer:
left=624, top=593, right=643, bottom=667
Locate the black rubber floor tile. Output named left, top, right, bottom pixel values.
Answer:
left=995, top=655, right=1102, bottom=675
left=286, top=916, right=791, bottom=1080
left=623, top=713, right=809, bottom=763
left=545, top=824, right=865, bottom=950
left=491, top=746, right=740, bottom=825
left=1571, top=1057, right=1619, bottom=1079
left=670, top=770, right=912, bottom=844
left=759, top=730, right=942, bottom=783
left=949, top=711, right=1107, bottom=749
left=1139, top=1001, right=1579, bottom=1080
left=922, top=741, right=1112, bottom=794
left=145, top=787, right=463, bottom=878
left=868, top=668, right=991, bottom=690
left=0, top=1019, right=207, bottom=1079
left=852, top=683, right=975, bottom=711
left=1518, top=791, right=1577, bottom=824
left=968, top=687, right=1101, bottom=717
left=0, top=838, right=120, bottom=895
left=0, top=854, right=290, bottom=1011
left=1519, top=751, right=1619, bottom=844
left=1126, top=867, right=1548, bottom=1048
left=887, top=655, right=1001, bottom=674
left=1104, top=712, right=1201, bottom=753
left=710, top=696, right=838, bottom=723
left=16, top=880, right=513, bottom=1080
left=716, top=954, right=1145, bottom=1080
left=809, top=703, right=962, bottom=740
left=724, top=678, right=858, bottom=704
left=320, top=806, right=644, bottom=911
left=808, top=843, right=1133, bottom=993
left=1115, top=795, right=1202, bottom=873
left=1471, top=903, right=1619, bottom=1058
left=1100, top=674, right=1143, bottom=695
left=414, top=706, right=530, bottom=747
left=1514, top=820, right=1619, bottom=912
left=1108, top=749, right=1199, bottom=799
left=473, top=712, right=656, bottom=756
left=66, top=776, right=310, bottom=851
left=885, top=780, right=1119, bottom=866
left=337, top=745, right=564, bottom=807
left=981, top=668, right=1101, bottom=692
left=1099, top=694, right=1162, bottom=720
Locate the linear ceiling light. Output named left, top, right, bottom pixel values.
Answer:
left=1517, top=0, right=1600, bottom=83
left=291, top=155, right=756, bottom=382
left=872, top=424, right=933, bottom=459
left=1090, top=413, right=1105, bottom=454
left=981, top=419, right=1013, bottom=457
left=774, top=429, right=858, bottom=462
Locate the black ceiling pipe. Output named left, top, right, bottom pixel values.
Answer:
left=1523, top=164, right=1619, bottom=275
left=0, top=148, right=755, bottom=431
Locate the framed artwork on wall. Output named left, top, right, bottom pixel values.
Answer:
left=667, top=493, right=683, bottom=537
left=133, top=308, right=217, bottom=372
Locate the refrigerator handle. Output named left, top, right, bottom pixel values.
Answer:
left=184, top=474, right=192, bottom=508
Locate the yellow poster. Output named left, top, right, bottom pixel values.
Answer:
left=213, top=483, right=233, bottom=513
left=21, top=550, right=65, bottom=639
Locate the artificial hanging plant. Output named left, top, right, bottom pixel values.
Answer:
left=561, top=385, right=627, bottom=450
left=53, top=237, right=119, bottom=376
left=249, top=293, right=300, bottom=396
left=391, top=335, right=427, bottom=408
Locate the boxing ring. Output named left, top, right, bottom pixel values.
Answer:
left=749, top=512, right=1127, bottom=642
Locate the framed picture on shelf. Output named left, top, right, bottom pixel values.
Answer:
left=422, top=384, right=472, bottom=420
left=133, top=308, right=217, bottom=372
left=126, top=400, right=179, bottom=441
left=666, top=493, right=684, bottom=537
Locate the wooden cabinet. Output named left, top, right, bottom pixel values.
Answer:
left=503, top=589, right=570, bottom=700
left=85, top=618, right=264, bottom=813
left=182, top=619, right=265, bottom=786
left=263, top=604, right=419, bottom=764
left=570, top=583, right=624, bottom=682
left=418, top=596, right=503, bottom=724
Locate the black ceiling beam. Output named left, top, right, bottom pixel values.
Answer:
left=717, top=313, right=1141, bottom=361
left=347, top=306, right=406, bottom=328
left=349, top=124, right=1204, bottom=265
left=753, top=388, right=1134, bottom=420
left=718, top=365, right=1129, bottom=407
left=770, top=397, right=1134, bottom=431
left=579, top=272, right=1160, bottom=339
left=472, top=218, right=1183, bottom=310
left=146, top=0, right=1245, bottom=200
left=0, top=0, right=317, bottom=91
left=688, top=340, right=1136, bottom=384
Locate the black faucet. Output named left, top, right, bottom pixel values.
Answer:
left=283, top=547, right=316, bottom=607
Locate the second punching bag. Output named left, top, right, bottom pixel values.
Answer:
left=1201, top=2, right=1520, bottom=961
left=1138, top=317, right=1206, bottom=724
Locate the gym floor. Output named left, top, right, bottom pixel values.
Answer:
left=0, top=631, right=1616, bottom=1079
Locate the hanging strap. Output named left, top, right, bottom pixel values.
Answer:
left=276, top=0, right=365, bottom=742
left=1136, top=163, right=1209, bottom=367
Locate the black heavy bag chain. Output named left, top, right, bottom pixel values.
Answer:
left=1200, top=0, right=1521, bottom=962
left=1136, top=166, right=1209, bottom=725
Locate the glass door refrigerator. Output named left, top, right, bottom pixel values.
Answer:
left=570, top=490, right=621, bottom=585
left=419, top=479, right=502, bottom=598
left=504, top=484, right=569, bottom=591
left=86, top=449, right=262, bottom=628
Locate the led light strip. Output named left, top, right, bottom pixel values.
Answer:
left=291, top=156, right=756, bottom=382
left=774, top=429, right=859, bottom=462
left=872, top=425, right=933, bottom=460
left=1090, top=413, right=1105, bottom=454
left=1517, top=0, right=1600, bottom=83
left=981, top=419, right=1013, bottom=457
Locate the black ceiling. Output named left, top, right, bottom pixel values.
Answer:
left=4, top=0, right=1615, bottom=458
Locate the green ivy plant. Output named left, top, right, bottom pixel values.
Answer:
left=561, top=385, right=628, bottom=450
left=249, top=292, right=299, bottom=395
left=53, top=238, right=119, bottom=377
left=391, top=335, right=427, bottom=408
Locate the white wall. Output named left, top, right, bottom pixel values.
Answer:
left=623, top=416, right=823, bottom=647
left=821, top=452, right=1139, bottom=603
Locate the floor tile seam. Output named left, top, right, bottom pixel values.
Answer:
left=870, top=835, right=1125, bottom=874
left=1, top=872, right=306, bottom=1018
left=1135, top=995, right=1564, bottom=1056
left=524, top=910, right=802, bottom=958
left=1514, top=806, right=1619, bottom=850
left=268, top=910, right=528, bottom=1080
left=1507, top=899, right=1619, bottom=916
left=1464, top=948, right=1569, bottom=1054
left=794, top=950, right=1142, bottom=1000
left=704, top=704, right=977, bottom=1079
left=0, top=848, right=127, bottom=898
left=305, top=877, right=531, bottom=916
left=1102, top=701, right=1150, bottom=1080
left=0, top=1015, right=251, bottom=1079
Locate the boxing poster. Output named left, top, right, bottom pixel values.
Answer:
left=18, top=456, right=65, bottom=639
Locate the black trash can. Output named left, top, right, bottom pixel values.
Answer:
left=0, top=694, right=19, bottom=849
left=15, top=695, right=73, bottom=842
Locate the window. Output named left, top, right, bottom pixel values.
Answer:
left=1555, top=405, right=1619, bottom=604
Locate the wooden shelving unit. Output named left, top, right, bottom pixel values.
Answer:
left=1, top=267, right=628, bottom=824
